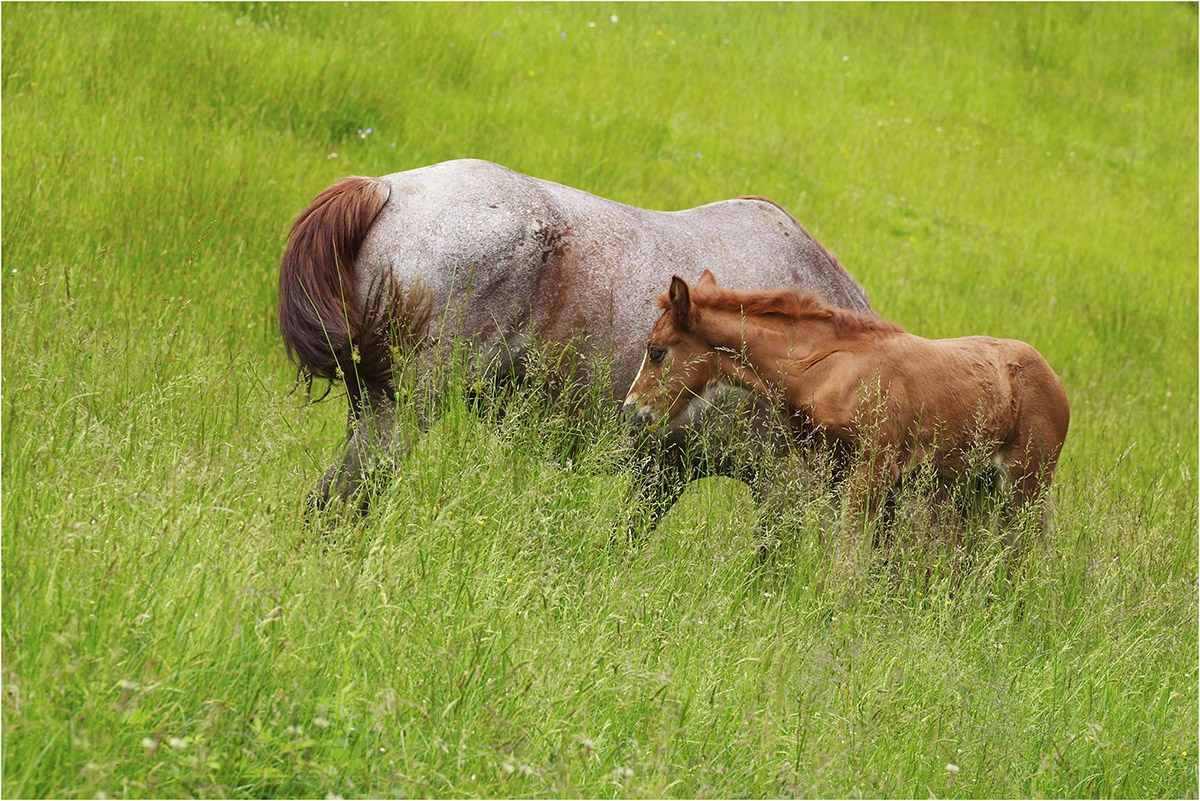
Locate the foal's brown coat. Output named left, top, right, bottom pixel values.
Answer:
left=624, top=271, right=1070, bottom=525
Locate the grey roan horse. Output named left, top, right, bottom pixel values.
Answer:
left=278, top=158, right=873, bottom=524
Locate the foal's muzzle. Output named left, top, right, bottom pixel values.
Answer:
left=622, top=397, right=658, bottom=428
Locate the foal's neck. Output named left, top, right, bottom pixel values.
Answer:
left=706, top=300, right=893, bottom=405
left=704, top=308, right=830, bottom=393
left=709, top=303, right=840, bottom=360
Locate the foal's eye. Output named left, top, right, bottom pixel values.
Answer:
left=648, top=346, right=667, bottom=364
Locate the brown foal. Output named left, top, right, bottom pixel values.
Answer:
left=623, top=270, right=1070, bottom=534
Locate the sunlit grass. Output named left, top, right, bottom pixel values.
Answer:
left=2, top=3, right=1196, bottom=797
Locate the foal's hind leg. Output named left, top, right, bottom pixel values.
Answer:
left=997, top=356, right=1070, bottom=543
left=998, top=425, right=1064, bottom=545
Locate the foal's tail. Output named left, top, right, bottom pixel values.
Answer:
left=278, top=176, right=395, bottom=402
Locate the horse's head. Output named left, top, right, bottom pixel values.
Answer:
left=623, top=271, right=721, bottom=430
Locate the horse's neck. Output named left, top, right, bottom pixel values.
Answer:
left=707, top=311, right=839, bottom=397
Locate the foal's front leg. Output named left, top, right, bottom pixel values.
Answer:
left=839, top=446, right=899, bottom=543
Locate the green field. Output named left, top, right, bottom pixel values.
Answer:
left=3, top=3, right=1197, bottom=797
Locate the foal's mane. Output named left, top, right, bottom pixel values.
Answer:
left=668, top=283, right=904, bottom=338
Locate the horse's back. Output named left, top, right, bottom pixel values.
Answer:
left=354, top=159, right=870, bottom=396
left=361, top=160, right=864, bottom=305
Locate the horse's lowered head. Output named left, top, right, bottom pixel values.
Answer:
left=623, top=270, right=725, bottom=430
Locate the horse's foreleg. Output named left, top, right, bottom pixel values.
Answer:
left=750, top=467, right=803, bottom=562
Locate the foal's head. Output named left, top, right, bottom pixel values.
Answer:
left=623, top=271, right=724, bottom=430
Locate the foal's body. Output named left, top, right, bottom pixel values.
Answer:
left=624, top=271, right=1070, bottom=527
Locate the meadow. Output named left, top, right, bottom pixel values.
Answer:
left=2, top=3, right=1197, bottom=797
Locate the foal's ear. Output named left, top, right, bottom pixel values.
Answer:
left=669, top=275, right=692, bottom=328
left=697, top=269, right=717, bottom=287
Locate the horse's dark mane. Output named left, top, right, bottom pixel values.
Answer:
left=667, top=283, right=904, bottom=338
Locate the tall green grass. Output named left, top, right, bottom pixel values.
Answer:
left=3, top=3, right=1196, bottom=797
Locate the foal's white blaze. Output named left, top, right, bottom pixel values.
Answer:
left=622, top=353, right=651, bottom=410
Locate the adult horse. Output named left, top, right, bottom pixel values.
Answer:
left=278, top=158, right=873, bottom=519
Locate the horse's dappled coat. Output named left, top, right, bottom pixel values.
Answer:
left=278, top=159, right=873, bottom=512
